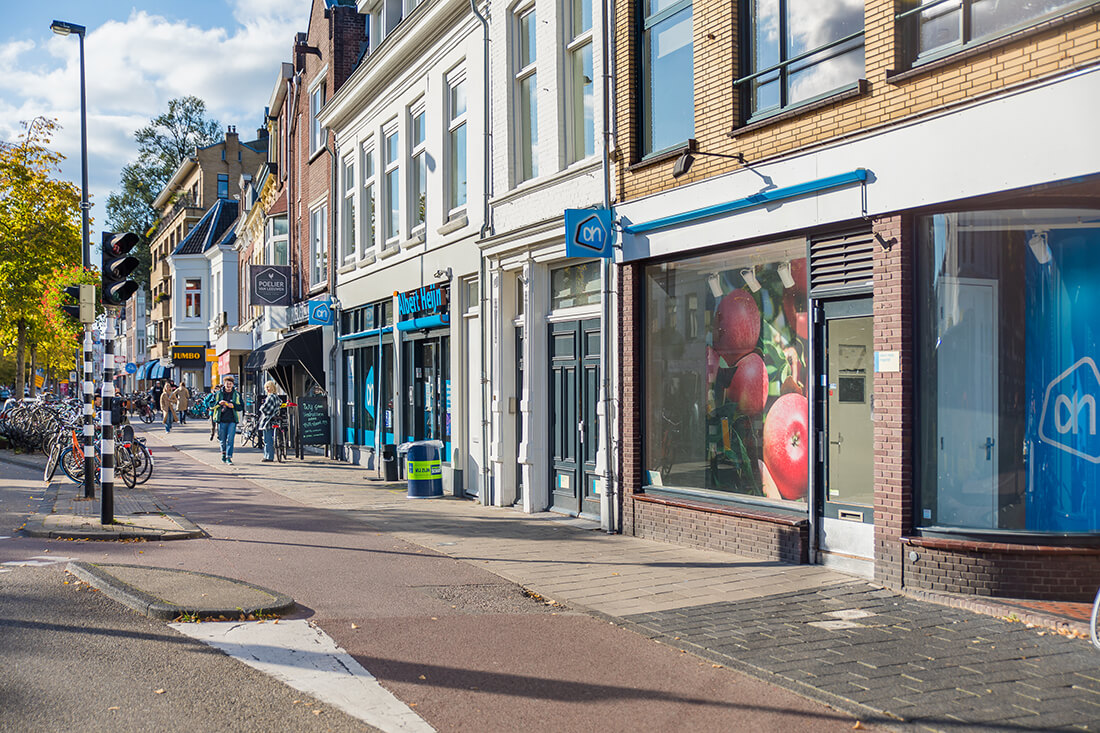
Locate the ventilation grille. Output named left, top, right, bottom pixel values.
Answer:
left=809, top=230, right=874, bottom=294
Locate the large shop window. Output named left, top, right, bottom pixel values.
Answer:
left=917, top=209, right=1100, bottom=534
left=645, top=240, right=809, bottom=506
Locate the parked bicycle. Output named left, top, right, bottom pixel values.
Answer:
left=1091, top=584, right=1100, bottom=651
left=272, top=401, right=296, bottom=462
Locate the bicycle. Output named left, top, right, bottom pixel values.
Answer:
left=272, top=402, right=296, bottom=462
left=1091, top=584, right=1100, bottom=651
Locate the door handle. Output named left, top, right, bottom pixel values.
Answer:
left=983, top=437, right=995, bottom=460
left=578, top=420, right=584, bottom=444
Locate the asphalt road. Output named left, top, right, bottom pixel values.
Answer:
left=0, top=447, right=874, bottom=732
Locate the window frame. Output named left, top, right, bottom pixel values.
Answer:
left=513, top=4, right=539, bottom=184
left=735, top=0, right=865, bottom=124
left=184, top=278, right=203, bottom=321
left=382, top=123, right=401, bottom=248
left=341, top=154, right=357, bottom=263
left=639, top=0, right=694, bottom=157
left=408, top=100, right=428, bottom=233
left=445, top=67, right=468, bottom=216
left=216, top=173, right=229, bottom=200
left=309, top=203, right=328, bottom=287
left=310, top=79, right=327, bottom=155
left=360, top=139, right=377, bottom=258
left=564, top=0, right=596, bottom=164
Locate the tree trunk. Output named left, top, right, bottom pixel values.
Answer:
left=15, top=318, right=26, bottom=400
left=29, top=343, right=38, bottom=397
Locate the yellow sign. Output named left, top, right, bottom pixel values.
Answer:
left=171, top=346, right=205, bottom=364
left=206, top=348, right=217, bottom=362
left=34, top=375, right=44, bottom=388
left=407, top=459, right=442, bottom=480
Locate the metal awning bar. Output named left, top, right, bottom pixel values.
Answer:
left=622, top=169, right=869, bottom=235
left=338, top=326, right=394, bottom=342
left=395, top=314, right=450, bottom=332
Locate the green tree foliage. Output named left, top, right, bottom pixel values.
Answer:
left=0, top=117, right=82, bottom=400
left=106, top=96, right=220, bottom=288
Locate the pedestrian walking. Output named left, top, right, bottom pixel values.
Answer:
left=206, top=385, right=219, bottom=441
left=175, top=382, right=190, bottom=425
left=258, top=380, right=281, bottom=462
left=214, top=376, right=244, bottom=464
left=151, top=380, right=164, bottom=419
left=160, top=380, right=176, bottom=433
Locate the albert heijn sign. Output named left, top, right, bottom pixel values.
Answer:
left=398, top=283, right=449, bottom=318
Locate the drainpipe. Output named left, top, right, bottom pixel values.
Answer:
left=470, top=0, right=493, bottom=504
left=600, top=0, right=618, bottom=533
left=326, top=132, right=340, bottom=461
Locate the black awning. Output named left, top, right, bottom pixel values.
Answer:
left=244, top=340, right=279, bottom=371
left=261, top=327, right=324, bottom=385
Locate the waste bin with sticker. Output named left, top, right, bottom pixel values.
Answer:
left=400, top=440, right=444, bottom=498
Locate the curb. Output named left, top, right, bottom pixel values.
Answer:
left=900, top=587, right=1091, bottom=638
left=66, top=561, right=296, bottom=620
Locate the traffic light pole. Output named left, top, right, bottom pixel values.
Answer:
left=82, top=327, right=95, bottom=499
left=100, top=311, right=115, bottom=524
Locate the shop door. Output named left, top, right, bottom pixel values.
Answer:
left=816, top=299, right=875, bottom=577
left=402, top=335, right=451, bottom=461
left=549, top=319, right=600, bottom=517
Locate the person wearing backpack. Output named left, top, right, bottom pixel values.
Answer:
left=214, top=376, right=244, bottom=464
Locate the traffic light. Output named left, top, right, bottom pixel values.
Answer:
left=61, top=283, right=95, bottom=324
left=101, top=231, right=140, bottom=306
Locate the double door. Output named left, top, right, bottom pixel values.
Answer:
left=549, top=319, right=600, bottom=517
left=402, top=333, right=451, bottom=461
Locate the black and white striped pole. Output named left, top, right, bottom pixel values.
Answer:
left=100, top=310, right=115, bottom=524
left=82, top=325, right=95, bottom=499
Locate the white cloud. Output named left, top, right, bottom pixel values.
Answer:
left=0, top=4, right=310, bottom=232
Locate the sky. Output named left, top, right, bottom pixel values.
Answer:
left=0, top=0, right=311, bottom=243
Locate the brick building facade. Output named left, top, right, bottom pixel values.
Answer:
left=613, top=0, right=1100, bottom=600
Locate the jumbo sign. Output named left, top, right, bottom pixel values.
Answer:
left=171, top=346, right=205, bottom=366
left=398, top=284, right=449, bottom=318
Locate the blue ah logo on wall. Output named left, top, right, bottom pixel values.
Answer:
left=308, top=298, right=333, bottom=326
left=564, top=208, right=614, bottom=258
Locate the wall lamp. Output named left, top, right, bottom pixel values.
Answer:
left=672, top=146, right=746, bottom=178
left=433, top=267, right=453, bottom=280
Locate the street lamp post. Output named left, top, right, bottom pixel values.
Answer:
left=51, top=19, right=95, bottom=500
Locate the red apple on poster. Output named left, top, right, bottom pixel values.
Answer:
left=706, top=345, right=721, bottom=388
left=726, top=352, right=768, bottom=416
left=782, top=291, right=797, bottom=330
left=795, top=311, right=809, bottom=340
left=713, top=289, right=761, bottom=364
left=762, top=393, right=809, bottom=500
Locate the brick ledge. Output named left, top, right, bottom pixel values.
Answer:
left=632, top=493, right=808, bottom=527
left=902, top=536, right=1100, bottom=555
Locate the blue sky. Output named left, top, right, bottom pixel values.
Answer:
left=0, top=0, right=310, bottom=239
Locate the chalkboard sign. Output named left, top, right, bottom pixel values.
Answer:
left=297, top=395, right=330, bottom=445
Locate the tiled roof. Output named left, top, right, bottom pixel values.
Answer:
left=173, top=199, right=239, bottom=256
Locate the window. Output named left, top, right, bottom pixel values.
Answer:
left=361, top=142, right=376, bottom=255
left=565, top=0, right=595, bottom=163
left=901, top=0, right=1088, bottom=63
left=267, top=216, right=288, bottom=265
left=341, top=156, right=356, bottom=261
left=643, top=240, right=809, bottom=503
left=217, top=174, right=229, bottom=199
left=739, top=0, right=864, bottom=120
left=184, top=279, right=202, bottom=320
left=916, top=207, right=1100, bottom=534
left=383, top=127, right=401, bottom=244
left=515, top=7, right=539, bottom=182
left=641, top=0, right=693, bottom=155
left=311, top=81, right=326, bottom=154
left=409, top=104, right=427, bottom=230
left=446, top=71, right=468, bottom=213
left=550, top=262, right=601, bottom=309
left=310, top=205, right=328, bottom=286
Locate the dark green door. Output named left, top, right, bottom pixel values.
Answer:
left=549, top=319, right=601, bottom=517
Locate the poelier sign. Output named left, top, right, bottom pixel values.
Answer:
left=249, top=265, right=292, bottom=306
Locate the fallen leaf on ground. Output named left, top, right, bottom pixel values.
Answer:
left=853, top=722, right=865, bottom=730
left=154, top=689, right=165, bottom=694
left=107, top=707, right=120, bottom=711
left=351, top=623, right=359, bottom=629
left=419, top=675, right=426, bottom=680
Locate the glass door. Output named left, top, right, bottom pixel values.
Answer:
left=816, top=298, right=875, bottom=575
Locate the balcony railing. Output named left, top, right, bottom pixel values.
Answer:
left=150, top=194, right=202, bottom=239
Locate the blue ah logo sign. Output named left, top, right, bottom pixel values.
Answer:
left=1039, top=357, right=1100, bottom=463
left=308, top=298, right=333, bottom=326
left=564, top=208, right=614, bottom=258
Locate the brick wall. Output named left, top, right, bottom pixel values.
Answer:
left=619, top=261, right=642, bottom=536
left=902, top=539, right=1100, bottom=602
left=614, top=0, right=1100, bottom=200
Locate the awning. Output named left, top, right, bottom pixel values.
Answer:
left=244, top=341, right=279, bottom=371
left=138, top=359, right=168, bottom=380
left=248, top=328, right=325, bottom=386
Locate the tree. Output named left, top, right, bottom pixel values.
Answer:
left=0, top=117, right=82, bottom=401
left=106, top=96, right=221, bottom=288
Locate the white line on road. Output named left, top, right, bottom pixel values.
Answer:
left=170, top=620, right=434, bottom=733
left=2, top=555, right=77, bottom=568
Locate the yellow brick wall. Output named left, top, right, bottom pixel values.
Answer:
left=615, top=1, right=1100, bottom=201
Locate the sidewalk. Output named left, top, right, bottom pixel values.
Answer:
left=137, top=422, right=1099, bottom=732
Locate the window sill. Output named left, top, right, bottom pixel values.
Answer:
left=308, top=282, right=328, bottom=296
left=357, top=254, right=377, bottom=267
left=634, top=490, right=808, bottom=527
left=308, top=146, right=327, bottom=165
left=627, top=140, right=694, bottom=173
left=906, top=530, right=1100, bottom=550
left=401, top=232, right=426, bottom=250
left=337, top=262, right=357, bottom=275
left=438, top=213, right=468, bottom=236
left=379, top=244, right=400, bottom=260
left=886, top=4, right=1100, bottom=85
left=728, top=80, right=868, bottom=138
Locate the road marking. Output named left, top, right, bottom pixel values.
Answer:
left=2, top=555, right=77, bottom=568
left=824, top=609, right=875, bottom=620
left=170, top=620, right=434, bottom=733
left=808, top=619, right=865, bottom=630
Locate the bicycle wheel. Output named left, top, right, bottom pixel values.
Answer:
left=115, top=445, right=137, bottom=489
left=276, top=430, right=287, bottom=462
left=133, top=441, right=154, bottom=485
left=1091, top=586, right=1100, bottom=651
left=44, top=435, right=63, bottom=482
left=59, top=447, right=84, bottom=483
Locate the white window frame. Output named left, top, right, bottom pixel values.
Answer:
left=514, top=5, right=539, bottom=184
left=184, top=278, right=202, bottom=321
left=360, top=139, right=377, bottom=258
left=310, top=203, right=328, bottom=287
left=446, top=66, right=468, bottom=216
left=341, top=154, right=356, bottom=262
left=564, top=0, right=595, bottom=164
left=266, top=215, right=289, bottom=266
left=310, top=79, right=327, bottom=155
left=382, top=122, right=401, bottom=248
left=408, top=100, right=427, bottom=234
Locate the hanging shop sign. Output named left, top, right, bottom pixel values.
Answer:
left=308, top=298, right=334, bottom=326
left=249, top=265, right=292, bottom=306
left=564, top=208, right=614, bottom=258
left=171, top=346, right=205, bottom=367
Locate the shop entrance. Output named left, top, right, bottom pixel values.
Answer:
left=402, top=333, right=451, bottom=461
left=815, top=299, right=875, bottom=577
left=549, top=319, right=600, bottom=517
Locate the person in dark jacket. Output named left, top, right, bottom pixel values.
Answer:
left=214, top=376, right=244, bottom=464
left=258, top=380, right=281, bottom=462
